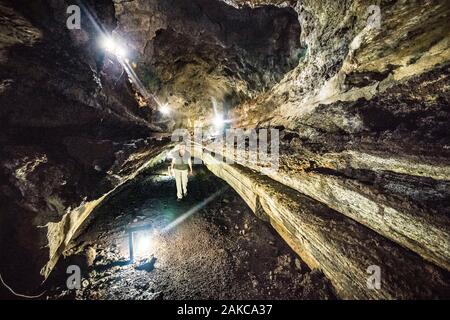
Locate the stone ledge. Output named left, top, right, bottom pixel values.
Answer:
left=195, top=146, right=450, bottom=299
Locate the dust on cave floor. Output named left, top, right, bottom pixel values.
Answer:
left=45, top=164, right=336, bottom=300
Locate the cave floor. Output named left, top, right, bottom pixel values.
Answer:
left=46, top=165, right=335, bottom=300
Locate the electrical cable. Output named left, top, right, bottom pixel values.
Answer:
left=0, top=272, right=46, bottom=299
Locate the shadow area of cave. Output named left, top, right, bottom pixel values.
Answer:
left=45, top=162, right=336, bottom=300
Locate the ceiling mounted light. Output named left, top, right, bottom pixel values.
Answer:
left=115, top=45, right=128, bottom=58
left=213, top=114, right=225, bottom=128
left=100, top=36, right=128, bottom=59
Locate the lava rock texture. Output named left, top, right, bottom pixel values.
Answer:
left=196, top=0, right=450, bottom=299
left=0, top=0, right=162, bottom=294
left=1, top=0, right=449, bottom=299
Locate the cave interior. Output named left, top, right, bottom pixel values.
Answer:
left=0, top=0, right=449, bottom=300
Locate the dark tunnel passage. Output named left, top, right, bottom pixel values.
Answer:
left=44, top=162, right=335, bottom=300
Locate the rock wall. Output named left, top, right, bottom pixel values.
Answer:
left=235, top=0, right=450, bottom=267
left=0, top=0, right=161, bottom=294
left=1, top=0, right=449, bottom=299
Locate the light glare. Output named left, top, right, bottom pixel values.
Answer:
left=213, top=114, right=224, bottom=128
left=135, top=233, right=153, bottom=259
left=100, top=36, right=128, bottom=59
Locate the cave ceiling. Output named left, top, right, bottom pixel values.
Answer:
left=113, top=0, right=302, bottom=126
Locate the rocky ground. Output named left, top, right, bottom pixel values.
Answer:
left=45, top=164, right=335, bottom=300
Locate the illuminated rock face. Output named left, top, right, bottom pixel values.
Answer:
left=113, top=0, right=302, bottom=127
left=200, top=0, right=449, bottom=298
left=1, top=0, right=450, bottom=299
left=194, top=146, right=449, bottom=299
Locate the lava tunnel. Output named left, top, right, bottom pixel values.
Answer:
left=46, top=163, right=335, bottom=300
left=1, top=0, right=450, bottom=303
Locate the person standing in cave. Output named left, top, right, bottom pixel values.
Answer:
left=171, top=143, right=193, bottom=201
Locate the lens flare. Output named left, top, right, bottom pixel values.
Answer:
left=100, top=36, right=128, bottom=58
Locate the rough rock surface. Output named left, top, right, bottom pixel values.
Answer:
left=188, top=0, right=449, bottom=298
left=0, top=0, right=161, bottom=293
left=1, top=0, right=449, bottom=300
left=113, top=0, right=302, bottom=126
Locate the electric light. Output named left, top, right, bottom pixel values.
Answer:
left=100, top=36, right=128, bottom=59
left=160, top=103, right=171, bottom=115
left=213, top=113, right=225, bottom=128
left=115, top=45, right=128, bottom=58
left=101, top=36, right=115, bottom=52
